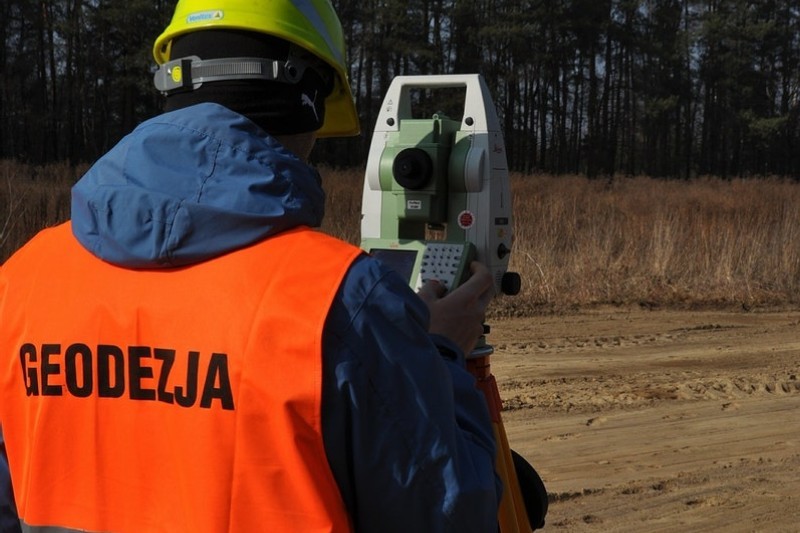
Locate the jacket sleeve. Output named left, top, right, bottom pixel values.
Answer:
left=321, top=255, right=501, bottom=532
left=0, top=427, right=21, bottom=533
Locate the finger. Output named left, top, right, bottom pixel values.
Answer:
left=461, top=262, right=495, bottom=299
left=443, top=267, right=493, bottom=309
left=465, top=264, right=496, bottom=314
left=417, top=279, right=446, bottom=303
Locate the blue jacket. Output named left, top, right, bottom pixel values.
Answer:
left=0, top=103, right=500, bottom=532
left=0, top=428, right=19, bottom=533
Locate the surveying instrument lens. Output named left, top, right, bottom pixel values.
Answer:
left=392, top=148, right=432, bottom=190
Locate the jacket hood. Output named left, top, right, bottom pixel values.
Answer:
left=71, top=103, right=325, bottom=268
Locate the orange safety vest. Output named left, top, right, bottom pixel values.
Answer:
left=0, top=222, right=361, bottom=532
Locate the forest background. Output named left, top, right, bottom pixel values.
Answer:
left=3, top=0, right=799, bottom=176
left=2, top=0, right=800, bottom=313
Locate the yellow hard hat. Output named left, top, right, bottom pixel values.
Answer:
left=153, top=0, right=360, bottom=137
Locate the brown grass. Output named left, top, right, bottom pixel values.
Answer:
left=0, top=160, right=85, bottom=258
left=505, top=173, right=800, bottom=315
left=3, top=159, right=799, bottom=315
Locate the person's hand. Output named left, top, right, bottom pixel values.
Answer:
left=417, top=261, right=495, bottom=355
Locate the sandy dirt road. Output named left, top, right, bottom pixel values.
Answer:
left=489, top=308, right=800, bottom=532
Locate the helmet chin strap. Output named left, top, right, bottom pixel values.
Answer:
left=154, top=54, right=310, bottom=94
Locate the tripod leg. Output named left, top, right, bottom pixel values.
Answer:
left=469, top=355, right=534, bottom=532
left=494, top=419, right=533, bottom=533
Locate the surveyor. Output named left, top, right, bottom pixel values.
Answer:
left=0, top=1, right=501, bottom=531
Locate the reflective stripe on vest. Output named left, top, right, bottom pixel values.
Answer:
left=20, top=520, right=82, bottom=533
left=0, top=222, right=361, bottom=532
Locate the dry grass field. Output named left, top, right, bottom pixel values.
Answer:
left=319, top=165, right=800, bottom=315
left=4, top=159, right=800, bottom=315
left=3, top=159, right=799, bottom=531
